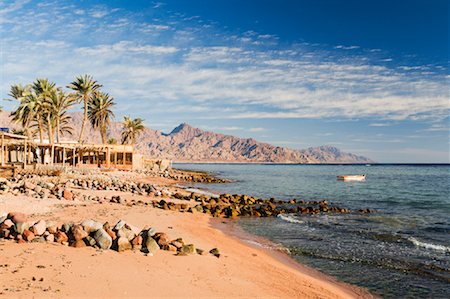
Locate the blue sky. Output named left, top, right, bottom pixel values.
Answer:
left=0, top=0, right=449, bottom=162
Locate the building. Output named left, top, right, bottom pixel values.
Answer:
left=0, top=131, right=140, bottom=171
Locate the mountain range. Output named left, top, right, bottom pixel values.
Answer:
left=0, top=111, right=373, bottom=163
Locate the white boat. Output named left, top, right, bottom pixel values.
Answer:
left=337, top=174, right=366, bottom=181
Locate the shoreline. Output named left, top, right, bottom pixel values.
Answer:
left=212, top=218, right=374, bottom=298
left=0, top=169, right=375, bottom=298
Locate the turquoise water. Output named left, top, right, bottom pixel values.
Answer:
left=174, top=164, right=450, bottom=298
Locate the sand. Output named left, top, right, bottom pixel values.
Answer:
left=0, top=175, right=374, bottom=298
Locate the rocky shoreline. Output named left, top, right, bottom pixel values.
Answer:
left=0, top=212, right=220, bottom=257
left=0, top=167, right=374, bottom=298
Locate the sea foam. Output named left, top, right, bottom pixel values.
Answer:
left=277, top=214, right=303, bottom=224
left=408, top=237, right=450, bottom=253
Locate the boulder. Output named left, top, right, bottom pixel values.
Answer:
left=24, top=181, right=36, bottom=190
left=9, top=212, right=28, bottom=224
left=22, top=229, right=35, bottom=242
left=116, top=225, right=135, bottom=242
left=94, top=229, right=112, bottom=250
left=31, top=220, right=46, bottom=236
left=63, top=189, right=73, bottom=200
left=72, top=225, right=88, bottom=241
left=116, top=237, right=132, bottom=252
left=45, top=234, right=54, bottom=242
left=14, top=222, right=30, bottom=234
left=81, top=219, right=103, bottom=233
left=179, top=244, right=196, bottom=255
left=55, top=231, right=68, bottom=244
left=145, top=237, right=160, bottom=254
left=105, top=227, right=117, bottom=240
left=209, top=248, right=220, bottom=258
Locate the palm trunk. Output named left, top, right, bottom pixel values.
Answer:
left=79, top=98, right=88, bottom=143
left=37, top=116, right=44, bottom=143
left=46, top=115, right=54, bottom=144
left=101, top=124, right=106, bottom=144
left=56, top=119, right=61, bottom=143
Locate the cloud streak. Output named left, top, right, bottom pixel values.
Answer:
left=1, top=0, right=448, bottom=127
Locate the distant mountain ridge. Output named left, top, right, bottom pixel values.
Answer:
left=0, top=111, right=373, bottom=163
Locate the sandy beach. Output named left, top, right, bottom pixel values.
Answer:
left=0, top=171, right=374, bottom=298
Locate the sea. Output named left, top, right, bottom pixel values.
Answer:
left=173, top=163, right=450, bottom=298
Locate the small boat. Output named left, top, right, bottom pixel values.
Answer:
left=337, top=174, right=366, bottom=181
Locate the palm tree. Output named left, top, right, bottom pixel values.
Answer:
left=88, top=92, right=115, bottom=144
left=121, top=116, right=145, bottom=145
left=67, top=75, right=102, bottom=143
left=107, top=137, right=117, bottom=145
left=33, top=78, right=57, bottom=144
left=45, top=89, right=76, bottom=143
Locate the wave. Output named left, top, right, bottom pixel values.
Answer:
left=408, top=237, right=450, bottom=253
left=277, top=214, right=303, bottom=224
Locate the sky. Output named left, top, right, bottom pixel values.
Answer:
left=0, top=0, right=449, bottom=163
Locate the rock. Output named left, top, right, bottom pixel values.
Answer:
left=63, top=189, right=73, bottom=200
left=131, top=235, right=143, bottom=246
left=9, top=212, right=28, bottom=224
left=154, top=232, right=170, bottom=246
left=160, top=243, right=177, bottom=251
left=179, top=244, right=196, bottom=255
left=2, top=219, right=14, bottom=228
left=93, top=229, right=112, bottom=250
left=34, top=185, right=42, bottom=193
left=196, top=248, right=206, bottom=255
left=145, top=237, right=160, bottom=254
left=72, top=240, right=86, bottom=248
left=72, top=225, right=88, bottom=241
left=146, top=227, right=157, bottom=237
left=24, top=181, right=36, bottom=190
left=171, top=240, right=183, bottom=250
left=46, top=225, right=58, bottom=234
left=14, top=222, right=30, bottom=234
left=22, top=229, right=35, bottom=242
left=116, top=237, right=132, bottom=252
left=113, top=220, right=126, bottom=231
left=209, top=248, right=220, bottom=258
left=85, top=236, right=96, bottom=246
left=55, top=231, right=68, bottom=244
left=45, top=234, right=54, bottom=242
left=116, top=225, right=135, bottom=242
left=105, top=227, right=117, bottom=240
left=81, top=219, right=103, bottom=233
left=31, top=220, right=46, bottom=236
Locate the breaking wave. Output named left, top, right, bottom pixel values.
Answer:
left=408, top=237, right=450, bottom=253
left=277, top=213, right=303, bottom=224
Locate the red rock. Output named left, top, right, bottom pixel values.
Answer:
left=55, top=231, right=68, bottom=243
left=63, top=189, right=73, bottom=200
left=105, top=228, right=117, bottom=240
left=154, top=232, right=170, bottom=245
left=22, top=229, right=35, bottom=242
left=131, top=235, right=142, bottom=246
left=8, top=212, right=28, bottom=224
left=72, top=225, right=88, bottom=241
left=72, top=240, right=86, bottom=248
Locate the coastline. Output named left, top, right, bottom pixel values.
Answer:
left=211, top=218, right=374, bottom=298
left=0, top=170, right=374, bottom=298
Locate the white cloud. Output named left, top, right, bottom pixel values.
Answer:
left=1, top=0, right=448, bottom=127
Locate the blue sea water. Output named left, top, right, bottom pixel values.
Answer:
left=173, top=163, right=450, bottom=298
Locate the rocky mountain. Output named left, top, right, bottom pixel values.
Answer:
left=0, top=111, right=373, bottom=163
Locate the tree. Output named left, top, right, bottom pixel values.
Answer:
left=88, top=92, right=115, bottom=144
left=33, top=78, right=57, bottom=144
left=8, top=84, right=35, bottom=138
left=67, top=75, right=102, bottom=143
left=107, top=137, right=117, bottom=145
left=46, top=89, right=76, bottom=143
left=121, top=116, right=145, bottom=145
